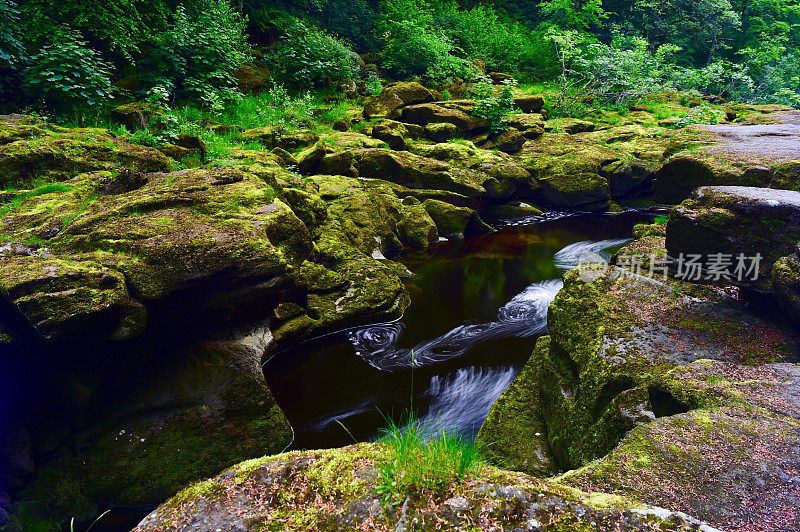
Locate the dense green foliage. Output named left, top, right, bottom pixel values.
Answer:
left=1, top=0, right=798, bottom=118
left=23, top=28, right=113, bottom=117
left=269, top=20, right=359, bottom=88
left=146, top=0, right=249, bottom=103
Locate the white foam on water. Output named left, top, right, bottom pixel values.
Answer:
left=418, top=366, right=518, bottom=439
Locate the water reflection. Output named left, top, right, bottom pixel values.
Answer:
left=265, top=212, right=650, bottom=448
left=348, top=238, right=629, bottom=372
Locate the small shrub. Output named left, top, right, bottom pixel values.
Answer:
left=270, top=20, right=358, bottom=89
left=376, top=415, right=483, bottom=504
left=676, top=105, right=727, bottom=128
left=365, top=75, right=384, bottom=96
left=470, top=77, right=518, bottom=133
left=23, top=27, right=113, bottom=119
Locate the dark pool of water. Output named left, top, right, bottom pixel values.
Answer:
left=265, top=211, right=655, bottom=450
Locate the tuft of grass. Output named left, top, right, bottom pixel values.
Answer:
left=376, top=414, right=484, bottom=504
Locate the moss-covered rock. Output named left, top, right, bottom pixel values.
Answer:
left=665, top=186, right=800, bottom=292
left=476, top=336, right=558, bottom=476
left=513, top=94, right=545, bottom=114
left=424, top=122, right=460, bottom=143
left=0, top=253, right=146, bottom=341
left=347, top=148, right=491, bottom=197
left=423, top=199, right=493, bottom=238
left=482, top=127, right=526, bottom=154
left=111, top=102, right=164, bottom=131
left=363, top=81, right=439, bottom=120
left=0, top=166, right=312, bottom=338
left=653, top=116, right=800, bottom=203
left=400, top=102, right=489, bottom=133
left=240, top=127, right=320, bottom=151
left=771, top=251, right=800, bottom=324
left=481, top=263, right=795, bottom=475
left=135, top=443, right=715, bottom=531
left=0, top=116, right=170, bottom=187
left=558, top=360, right=800, bottom=531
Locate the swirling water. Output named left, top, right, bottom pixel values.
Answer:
left=265, top=212, right=650, bottom=449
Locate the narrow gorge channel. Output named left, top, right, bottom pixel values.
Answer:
left=266, top=211, right=654, bottom=450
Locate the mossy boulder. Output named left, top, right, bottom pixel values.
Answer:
left=516, top=134, right=621, bottom=209
left=665, top=186, right=800, bottom=292
left=482, top=127, right=526, bottom=154
left=111, top=102, right=164, bottom=131
left=347, top=149, right=491, bottom=197
left=240, top=127, right=320, bottom=151
left=507, top=114, right=545, bottom=139
left=557, top=360, right=800, bottom=530
left=0, top=115, right=49, bottom=145
left=363, top=82, right=439, bottom=120
left=0, top=253, right=146, bottom=341
left=423, top=199, right=493, bottom=238
left=484, top=201, right=544, bottom=219
left=295, top=141, right=326, bottom=175
left=371, top=120, right=424, bottom=151
left=0, top=166, right=313, bottom=339
left=476, top=336, right=558, bottom=477
left=424, top=122, right=460, bottom=143
left=563, top=119, right=596, bottom=134
left=0, top=116, right=170, bottom=187
left=135, top=443, right=716, bottom=531
left=513, top=94, right=545, bottom=114
left=400, top=102, right=489, bottom=133
left=481, top=263, right=795, bottom=475
left=410, top=141, right=530, bottom=189
left=772, top=251, right=800, bottom=323
left=653, top=117, right=800, bottom=203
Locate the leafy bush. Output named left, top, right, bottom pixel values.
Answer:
left=0, top=0, right=24, bottom=103
left=378, top=0, right=475, bottom=82
left=376, top=415, right=484, bottom=504
left=0, top=0, right=24, bottom=69
left=146, top=0, right=249, bottom=102
left=676, top=104, right=727, bottom=127
left=548, top=30, right=683, bottom=116
left=446, top=4, right=558, bottom=76
left=469, top=77, right=519, bottom=133
left=23, top=27, right=113, bottom=118
left=19, top=0, right=169, bottom=61
left=365, top=74, right=384, bottom=96
left=269, top=20, right=359, bottom=89
left=680, top=59, right=754, bottom=100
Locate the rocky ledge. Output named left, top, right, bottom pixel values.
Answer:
left=134, top=443, right=719, bottom=532
left=478, top=200, right=800, bottom=530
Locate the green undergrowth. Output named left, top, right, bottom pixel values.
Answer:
left=376, top=414, right=484, bottom=504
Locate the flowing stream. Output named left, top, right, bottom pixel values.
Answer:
left=265, top=211, right=653, bottom=449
